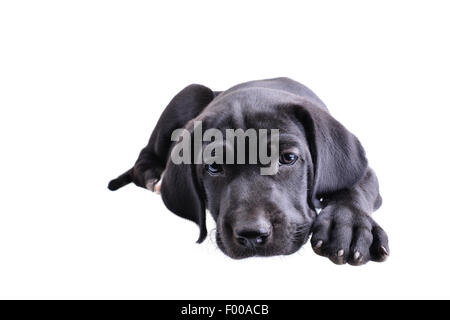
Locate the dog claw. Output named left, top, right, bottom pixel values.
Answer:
left=314, top=240, right=323, bottom=249
left=354, top=251, right=361, bottom=260
left=380, top=246, right=389, bottom=256
left=337, top=249, right=344, bottom=257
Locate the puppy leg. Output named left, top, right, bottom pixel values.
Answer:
left=108, top=84, right=216, bottom=191
left=311, top=168, right=389, bottom=265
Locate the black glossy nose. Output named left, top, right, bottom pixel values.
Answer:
left=235, top=228, right=272, bottom=248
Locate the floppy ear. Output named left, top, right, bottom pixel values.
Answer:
left=292, top=103, right=368, bottom=208
left=160, top=152, right=207, bottom=243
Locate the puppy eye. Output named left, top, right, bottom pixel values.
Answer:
left=279, top=152, right=298, bottom=165
left=205, top=163, right=223, bottom=175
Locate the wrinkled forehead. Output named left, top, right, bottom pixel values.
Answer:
left=198, top=98, right=307, bottom=148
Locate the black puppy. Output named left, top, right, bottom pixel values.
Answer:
left=108, top=77, right=389, bottom=265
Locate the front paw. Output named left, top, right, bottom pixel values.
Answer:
left=310, top=205, right=389, bottom=266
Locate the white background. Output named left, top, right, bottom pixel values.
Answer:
left=1, top=0, right=449, bottom=299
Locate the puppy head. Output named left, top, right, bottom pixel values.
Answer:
left=161, top=90, right=367, bottom=258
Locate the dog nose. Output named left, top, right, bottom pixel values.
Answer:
left=235, top=227, right=272, bottom=248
